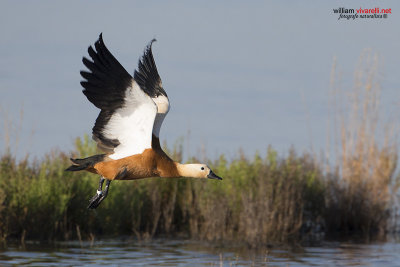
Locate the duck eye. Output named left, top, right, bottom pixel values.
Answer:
left=201, top=167, right=205, bottom=170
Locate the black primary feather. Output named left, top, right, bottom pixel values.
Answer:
left=134, top=39, right=167, bottom=98
left=80, top=33, right=132, bottom=111
left=80, top=33, right=133, bottom=149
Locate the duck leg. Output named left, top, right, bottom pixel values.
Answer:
left=88, top=177, right=111, bottom=209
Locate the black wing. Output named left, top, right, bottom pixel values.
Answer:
left=134, top=39, right=167, bottom=98
left=81, top=33, right=132, bottom=110
left=80, top=33, right=134, bottom=150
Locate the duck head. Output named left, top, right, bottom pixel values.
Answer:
left=176, top=163, right=222, bottom=180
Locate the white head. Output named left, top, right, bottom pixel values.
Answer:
left=176, top=163, right=222, bottom=180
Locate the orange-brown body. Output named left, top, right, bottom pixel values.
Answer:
left=90, top=136, right=179, bottom=180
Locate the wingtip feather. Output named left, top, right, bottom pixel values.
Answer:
left=146, top=39, right=157, bottom=53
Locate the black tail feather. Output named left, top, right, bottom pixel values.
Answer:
left=65, top=154, right=106, bottom=172
left=65, top=164, right=88, bottom=172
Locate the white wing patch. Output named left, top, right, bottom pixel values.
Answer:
left=105, top=81, right=157, bottom=160
left=152, top=95, right=170, bottom=137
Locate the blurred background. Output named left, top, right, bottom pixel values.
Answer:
left=1, top=1, right=398, bottom=161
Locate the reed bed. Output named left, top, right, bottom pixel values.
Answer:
left=0, top=139, right=326, bottom=246
left=326, top=50, right=398, bottom=240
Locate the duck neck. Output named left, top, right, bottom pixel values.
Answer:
left=175, top=163, right=200, bottom=178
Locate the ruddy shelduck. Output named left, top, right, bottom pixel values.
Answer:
left=66, top=34, right=222, bottom=209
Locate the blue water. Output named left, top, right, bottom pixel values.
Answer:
left=1, top=239, right=400, bottom=266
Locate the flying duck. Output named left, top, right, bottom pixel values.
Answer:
left=66, top=34, right=222, bottom=209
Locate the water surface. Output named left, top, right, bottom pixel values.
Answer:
left=1, top=239, right=399, bottom=266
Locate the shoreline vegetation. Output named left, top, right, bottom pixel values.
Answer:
left=0, top=50, right=398, bottom=247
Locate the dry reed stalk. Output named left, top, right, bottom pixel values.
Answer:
left=329, top=49, right=398, bottom=237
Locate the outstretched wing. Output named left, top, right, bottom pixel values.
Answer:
left=134, top=40, right=170, bottom=138
left=80, top=34, right=157, bottom=160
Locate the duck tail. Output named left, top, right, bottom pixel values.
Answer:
left=65, top=154, right=106, bottom=172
